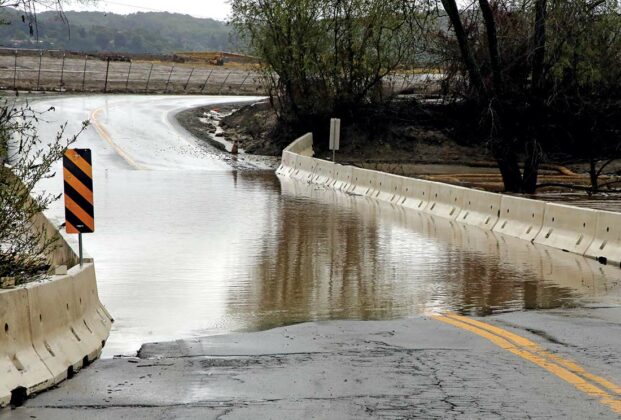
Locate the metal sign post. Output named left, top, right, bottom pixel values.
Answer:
left=329, top=118, right=341, bottom=162
left=63, top=149, right=95, bottom=267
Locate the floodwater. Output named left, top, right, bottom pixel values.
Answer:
left=30, top=95, right=621, bottom=357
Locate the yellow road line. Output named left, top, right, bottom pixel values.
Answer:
left=443, top=313, right=621, bottom=396
left=433, top=313, right=621, bottom=415
left=89, top=108, right=146, bottom=170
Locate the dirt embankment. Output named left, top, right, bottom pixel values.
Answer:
left=177, top=98, right=621, bottom=193
left=177, top=99, right=493, bottom=164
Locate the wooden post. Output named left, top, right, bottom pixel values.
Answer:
left=165, top=65, right=175, bottom=93
left=36, top=51, right=42, bottom=91
left=219, top=71, right=232, bottom=95
left=183, top=67, right=194, bottom=91
left=13, top=50, right=17, bottom=91
left=239, top=72, right=250, bottom=91
left=145, top=63, right=153, bottom=92
left=59, top=53, right=66, bottom=91
left=201, top=69, right=214, bottom=93
left=125, top=61, right=132, bottom=91
left=103, top=57, right=111, bottom=93
left=82, top=55, right=88, bottom=91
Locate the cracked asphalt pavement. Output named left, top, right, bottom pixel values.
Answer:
left=2, top=307, right=620, bottom=419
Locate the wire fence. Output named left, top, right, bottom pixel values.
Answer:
left=0, top=48, right=440, bottom=96
left=0, top=48, right=266, bottom=95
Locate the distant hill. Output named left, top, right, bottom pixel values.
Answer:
left=0, top=9, right=236, bottom=54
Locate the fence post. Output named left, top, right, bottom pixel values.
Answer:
left=165, top=65, right=175, bottom=93
left=125, top=61, right=132, bottom=92
left=36, top=51, right=43, bottom=91
left=59, top=53, right=66, bottom=92
left=218, top=71, right=232, bottom=95
left=145, top=63, right=153, bottom=93
left=183, top=67, right=194, bottom=91
left=239, top=72, right=250, bottom=91
left=82, top=55, right=88, bottom=91
left=13, top=50, right=17, bottom=91
left=104, top=57, right=111, bottom=93
left=201, top=69, right=214, bottom=93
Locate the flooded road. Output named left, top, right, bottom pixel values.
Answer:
left=32, top=95, right=621, bottom=357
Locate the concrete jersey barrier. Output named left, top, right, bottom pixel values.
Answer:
left=425, top=182, right=467, bottom=220
left=400, top=177, right=432, bottom=211
left=457, top=188, right=502, bottom=230
left=585, top=210, right=621, bottom=266
left=494, top=195, right=545, bottom=242
left=277, top=132, right=621, bottom=268
left=534, top=203, right=598, bottom=255
left=0, top=288, right=55, bottom=407
left=0, top=177, right=112, bottom=408
left=332, top=165, right=353, bottom=191
left=1, top=263, right=112, bottom=408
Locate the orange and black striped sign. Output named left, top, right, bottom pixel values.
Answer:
left=63, top=148, right=95, bottom=234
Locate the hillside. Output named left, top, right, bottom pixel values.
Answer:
left=0, top=9, right=236, bottom=54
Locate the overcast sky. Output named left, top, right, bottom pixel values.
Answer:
left=63, top=0, right=232, bottom=21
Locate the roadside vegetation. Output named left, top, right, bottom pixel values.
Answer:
left=0, top=99, right=87, bottom=286
left=0, top=0, right=88, bottom=286
left=230, top=0, right=621, bottom=194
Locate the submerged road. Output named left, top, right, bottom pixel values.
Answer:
left=3, top=95, right=621, bottom=418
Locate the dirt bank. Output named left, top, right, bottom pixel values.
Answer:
left=176, top=98, right=621, bottom=194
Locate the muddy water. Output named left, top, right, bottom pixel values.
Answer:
left=82, top=170, right=620, bottom=357
left=31, top=96, right=620, bottom=358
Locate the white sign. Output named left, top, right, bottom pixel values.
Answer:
left=329, top=118, right=341, bottom=151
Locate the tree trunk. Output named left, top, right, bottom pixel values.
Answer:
left=522, top=139, right=541, bottom=193
left=589, top=159, right=599, bottom=193
left=491, top=141, right=523, bottom=192
left=441, top=0, right=487, bottom=99
left=479, top=0, right=502, bottom=94
left=532, top=0, right=547, bottom=94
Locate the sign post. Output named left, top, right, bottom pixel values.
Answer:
left=329, top=118, right=341, bottom=163
left=63, top=148, right=95, bottom=267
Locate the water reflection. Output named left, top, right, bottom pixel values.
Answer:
left=227, top=176, right=620, bottom=333
left=57, top=169, right=619, bottom=357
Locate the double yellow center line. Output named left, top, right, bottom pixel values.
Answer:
left=433, top=313, right=621, bottom=415
left=90, top=108, right=146, bottom=170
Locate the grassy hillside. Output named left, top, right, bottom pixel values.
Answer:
left=0, top=9, right=236, bottom=54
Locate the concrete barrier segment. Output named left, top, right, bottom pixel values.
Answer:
left=332, top=165, right=353, bottom=191
left=534, top=203, right=597, bottom=255
left=457, top=189, right=502, bottom=230
left=494, top=195, right=545, bottom=242
left=585, top=210, right=621, bottom=267
left=284, top=133, right=314, bottom=157
left=292, top=155, right=317, bottom=183
left=0, top=288, right=55, bottom=407
left=26, top=264, right=110, bottom=386
left=400, top=177, right=432, bottom=211
left=425, top=182, right=467, bottom=220
left=312, top=159, right=336, bottom=185
left=276, top=151, right=297, bottom=176
left=375, top=173, right=405, bottom=204
left=348, top=167, right=379, bottom=197
left=27, top=273, right=88, bottom=384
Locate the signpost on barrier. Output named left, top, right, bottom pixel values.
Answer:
left=329, top=118, right=341, bottom=163
left=63, top=149, right=95, bottom=267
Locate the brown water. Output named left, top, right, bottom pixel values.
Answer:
left=33, top=96, right=620, bottom=358
left=76, top=170, right=620, bottom=357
